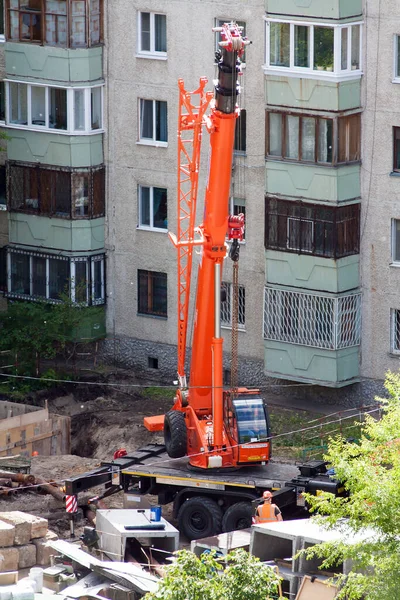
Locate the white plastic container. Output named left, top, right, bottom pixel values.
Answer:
left=29, top=568, right=44, bottom=593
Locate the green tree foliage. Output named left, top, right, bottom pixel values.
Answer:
left=144, top=548, right=284, bottom=600
left=0, top=296, right=101, bottom=376
left=302, top=372, right=400, bottom=599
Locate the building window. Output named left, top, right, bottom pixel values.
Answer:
left=8, top=163, right=105, bottom=218
left=230, top=198, right=246, bottom=240
left=265, top=198, right=360, bottom=259
left=265, top=20, right=362, bottom=77
left=138, top=269, right=167, bottom=317
left=6, top=82, right=103, bottom=133
left=138, top=12, right=166, bottom=56
left=216, top=19, right=246, bottom=63
left=7, top=0, right=103, bottom=47
left=0, top=0, right=4, bottom=37
left=395, top=35, right=400, bottom=80
left=234, top=109, right=246, bottom=153
left=266, top=112, right=361, bottom=165
left=221, top=282, right=245, bottom=330
left=391, top=219, right=400, bottom=263
left=0, top=247, right=6, bottom=292
left=7, top=249, right=105, bottom=304
left=264, top=288, right=361, bottom=350
left=0, top=165, right=5, bottom=207
left=0, top=82, right=4, bottom=121
left=393, top=127, right=400, bottom=172
left=138, top=185, right=167, bottom=230
left=391, top=309, right=400, bottom=353
left=139, top=99, right=167, bottom=145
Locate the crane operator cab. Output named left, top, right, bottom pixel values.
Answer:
left=224, top=393, right=271, bottom=465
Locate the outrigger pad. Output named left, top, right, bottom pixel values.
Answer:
left=144, top=414, right=165, bottom=432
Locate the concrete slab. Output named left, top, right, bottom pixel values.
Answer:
left=0, top=521, right=15, bottom=548
left=0, top=547, right=19, bottom=572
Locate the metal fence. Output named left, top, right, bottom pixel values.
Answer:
left=263, top=288, right=361, bottom=350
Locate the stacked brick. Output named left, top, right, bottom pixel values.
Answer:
left=0, top=512, right=58, bottom=572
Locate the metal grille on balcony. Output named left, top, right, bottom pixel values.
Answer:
left=263, top=288, right=361, bottom=350
left=221, top=282, right=245, bottom=330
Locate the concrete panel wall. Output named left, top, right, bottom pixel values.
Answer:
left=265, top=77, right=361, bottom=111
left=9, top=214, right=105, bottom=252
left=7, top=131, right=103, bottom=167
left=360, top=1, right=400, bottom=380
left=265, top=161, right=361, bottom=202
left=105, top=0, right=267, bottom=363
left=265, top=251, right=360, bottom=292
left=266, top=0, right=362, bottom=20
left=264, top=340, right=360, bottom=385
left=5, top=43, right=103, bottom=84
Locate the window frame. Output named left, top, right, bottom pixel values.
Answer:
left=391, top=308, right=400, bottom=354
left=137, top=11, right=167, bottom=59
left=266, top=110, right=361, bottom=166
left=234, top=108, right=246, bottom=154
left=8, top=162, right=105, bottom=219
left=393, top=127, right=400, bottom=173
left=264, top=18, right=363, bottom=80
left=6, top=248, right=105, bottom=305
left=137, top=269, right=168, bottom=318
left=5, top=80, right=104, bottom=134
left=391, top=218, right=400, bottom=265
left=394, top=34, right=400, bottom=82
left=138, top=98, right=168, bottom=146
left=265, top=197, right=360, bottom=259
left=6, top=0, right=103, bottom=48
left=138, top=184, right=168, bottom=232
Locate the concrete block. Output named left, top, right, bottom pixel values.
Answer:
left=0, top=521, right=15, bottom=547
left=0, top=512, right=31, bottom=545
left=0, top=547, right=19, bottom=572
left=17, top=544, right=37, bottom=569
left=0, top=512, right=47, bottom=544
left=32, top=530, right=58, bottom=566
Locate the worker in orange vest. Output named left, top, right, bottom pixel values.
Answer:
left=254, top=490, right=283, bottom=524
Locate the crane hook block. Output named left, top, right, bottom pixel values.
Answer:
left=228, top=213, right=245, bottom=241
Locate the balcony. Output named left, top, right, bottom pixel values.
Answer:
left=6, top=42, right=102, bottom=84
left=266, top=0, right=362, bottom=21
left=265, top=161, right=360, bottom=203
left=263, top=286, right=361, bottom=385
left=9, top=213, right=104, bottom=251
left=6, top=0, right=103, bottom=48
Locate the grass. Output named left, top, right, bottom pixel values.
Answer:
left=269, top=407, right=363, bottom=461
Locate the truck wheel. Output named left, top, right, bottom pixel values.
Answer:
left=222, top=502, right=253, bottom=533
left=178, top=497, right=222, bottom=540
left=164, top=410, right=187, bottom=458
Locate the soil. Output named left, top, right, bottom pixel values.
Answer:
left=0, top=371, right=323, bottom=540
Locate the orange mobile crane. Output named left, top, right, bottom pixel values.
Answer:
left=144, top=23, right=271, bottom=470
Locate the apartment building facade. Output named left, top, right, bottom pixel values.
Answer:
left=1, top=0, right=106, bottom=338
left=2, top=0, right=400, bottom=397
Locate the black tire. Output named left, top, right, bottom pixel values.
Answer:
left=222, top=502, right=253, bottom=533
left=164, top=410, right=187, bottom=458
left=178, top=497, right=223, bottom=540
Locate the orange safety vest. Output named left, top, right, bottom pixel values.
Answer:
left=255, top=502, right=280, bottom=524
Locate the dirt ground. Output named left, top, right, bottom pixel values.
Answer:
left=0, top=373, right=326, bottom=539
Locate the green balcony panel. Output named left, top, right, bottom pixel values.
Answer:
left=266, top=0, right=362, bottom=21
left=266, top=161, right=360, bottom=202
left=5, top=43, right=103, bottom=85
left=9, top=213, right=105, bottom=252
left=6, top=130, right=103, bottom=168
left=264, top=340, right=359, bottom=386
left=265, top=76, right=361, bottom=112
left=72, top=306, right=106, bottom=342
left=266, top=251, right=359, bottom=292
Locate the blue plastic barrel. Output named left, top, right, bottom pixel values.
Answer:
left=150, top=506, right=162, bottom=522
